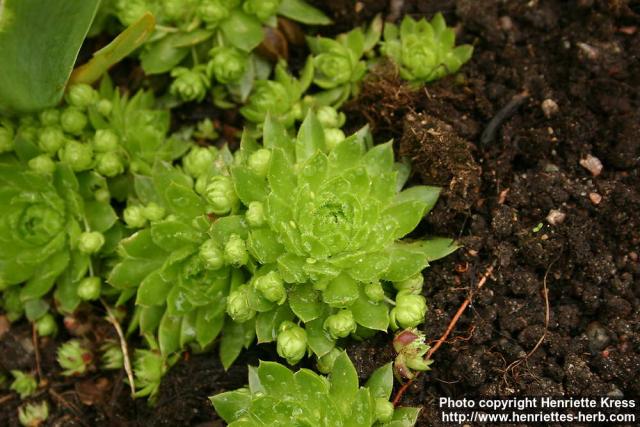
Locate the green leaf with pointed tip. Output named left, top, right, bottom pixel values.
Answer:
left=362, top=141, right=394, bottom=175
left=210, top=389, right=252, bottom=423
left=196, top=304, right=224, bottom=348
left=139, top=305, right=164, bottom=334
left=255, top=304, right=294, bottom=343
left=164, top=182, right=205, bottom=219
left=158, top=312, right=181, bottom=356
left=289, top=283, right=324, bottom=322
left=382, top=243, right=430, bottom=282
left=306, top=315, right=334, bottom=357
left=248, top=228, right=285, bottom=264
left=220, top=319, right=246, bottom=370
left=136, top=271, right=172, bottom=307
left=296, top=111, right=326, bottom=163
left=257, top=361, right=295, bottom=397
left=220, top=10, right=264, bottom=52
left=365, top=362, right=393, bottom=400
left=345, top=388, right=373, bottom=427
left=0, top=0, right=100, bottom=112
left=278, top=0, right=332, bottom=25
left=395, top=186, right=441, bottom=213
left=329, top=352, right=359, bottom=416
left=382, top=200, right=427, bottom=240
left=414, top=237, right=459, bottom=262
left=382, top=407, right=421, bottom=427
left=20, top=251, right=69, bottom=301
left=84, top=201, right=118, bottom=233
left=322, top=273, right=359, bottom=308
left=231, top=166, right=268, bottom=204
left=267, top=149, right=296, bottom=200
left=351, top=290, right=389, bottom=331
left=150, top=220, right=202, bottom=250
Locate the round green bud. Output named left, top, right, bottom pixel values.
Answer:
left=143, top=202, right=166, bottom=221
left=0, top=125, right=14, bottom=153
left=28, top=155, right=56, bottom=175
left=374, top=398, right=395, bottom=423
left=39, top=109, right=60, bottom=126
left=38, top=126, right=66, bottom=154
left=316, top=106, right=344, bottom=129
left=243, top=0, right=280, bottom=21
left=247, top=148, right=271, bottom=177
left=313, top=52, right=353, bottom=89
left=205, top=175, right=238, bottom=215
left=277, top=321, right=307, bottom=365
left=60, top=140, right=93, bottom=171
left=198, top=0, right=230, bottom=24
left=96, top=99, right=113, bottom=116
left=36, top=314, right=58, bottom=337
left=96, top=152, right=125, bottom=177
left=94, top=188, right=111, bottom=203
left=199, top=239, right=224, bottom=270
left=66, top=84, right=99, bottom=110
left=316, top=348, right=341, bottom=374
left=207, top=46, right=248, bottom=84
left=393, top=273, right=424, bottom=294
left=170, top=67, right=209, bottom=102
left=183, top=146, right=216, bottom=177
left=93, top=129, right=119, bottom=152
left=324, top=128, right=346, bottom=151
left=77, top=276, right=102, bottom=301
left=226, top=285, right=256, bottom=323
left=60, top=107, right=88, bottom=135
left=123, top=205, right=148, bottom=228
left=364, top=281, right=385, bottom=302
left=245, top=201, right=266, bottom=227
left=241, top=80, right=290, bottom=123
left=195, top=174, right=209, bottom=195
left=78, top=231, right=105, bottom=254
left=254, top=271, right=286, bottom=304
left=162, top=0, right=190, bottom=21
left=224, top=234, right=248, bottom=267
left=323, top=309, right=357, bottom=339
left=390, top=292, right=427, bottom=329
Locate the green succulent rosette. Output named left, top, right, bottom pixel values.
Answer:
left=380, top=13, right=473, bottom=84
left=227, top=112, right=457, bottom=364
left=0, top=159, right=118, bottom=320
left=108, top=154, right=257, bottom=368
left=211, top=352, right=421, bottom=426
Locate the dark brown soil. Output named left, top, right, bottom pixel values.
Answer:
left=2, top=1, right=639, bottom=426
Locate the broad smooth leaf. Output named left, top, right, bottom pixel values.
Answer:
left=0, top=0, right=100, bottom=112
left=329, top=352, right=359, bottom=416
left=365, top=362, right=394, bottom=399
left=288, top=283, right=324, bottom=322
left=220, top=10, right=264, bottom=52
left=210, top=390, right=252, bottom=423
left=220, top=319, right=246, bottom=370
left=257, top=361, right=295, bottom=397
left=296, top=111, right=326, bottom=163
left=351, top=290, right=389, bottom=331
left=278, top=0, right=332, bottom=25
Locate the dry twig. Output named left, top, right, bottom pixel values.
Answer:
left=101, top=300, right=135, bottom=397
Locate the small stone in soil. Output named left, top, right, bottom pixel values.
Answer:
left=541, top=99, right=559, bottom=118
left=579, top=154, right=603, bottom=176
left=589, top=192, right=602, bottom=205
left=546, top=209, right=566, bottom=225
left=586, top=321, right=610, bottom=353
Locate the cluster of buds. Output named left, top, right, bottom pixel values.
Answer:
left=392, top=328, right=432, bottom=380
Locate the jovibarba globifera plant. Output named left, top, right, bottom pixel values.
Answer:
left=211, top=351, right=421, bottom=426
left=380, top=13, right=473, bottom=84
left=226, top=111, right=458, bottom=366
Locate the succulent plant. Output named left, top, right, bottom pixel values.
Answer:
left=210, top=351, right=421, bottom=426
left=18, top=401, right=49, bottom=427
left=57, top=339, right=93, bottom=376
left=10, top=370, right=37, bottom=399
left=380, top=13, right=473, bottom=84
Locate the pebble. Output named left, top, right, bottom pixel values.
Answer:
left=579, top=154, right=603, bottom=176
left=589, top=192, right=602, bottom=205
left=541, top=99, right=559, bottom=118
left=546, top=209, right=566, bottom=225
left=586, top=321, right=610, bottom=353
